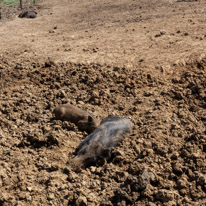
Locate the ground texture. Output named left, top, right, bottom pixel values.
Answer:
left=0, top=0, right=206, bottom=205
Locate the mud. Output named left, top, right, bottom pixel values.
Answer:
left=1, top=0, right=206, bottom=205
left=0, top=54, right=206, bottom=205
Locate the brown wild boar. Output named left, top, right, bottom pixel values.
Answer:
left=53, top=104, right=100, bottom=133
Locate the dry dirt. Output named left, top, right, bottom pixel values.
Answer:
left=0, top=0, right=206, bottom=205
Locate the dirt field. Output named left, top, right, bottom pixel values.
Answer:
left=0, top=0, right=206, bottom=205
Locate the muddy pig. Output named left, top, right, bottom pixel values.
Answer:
left=73, top=116, right=133, bottom=168
left=18, top=10, right=37, bottom=18
left=53, top=104, right=100, bottom=133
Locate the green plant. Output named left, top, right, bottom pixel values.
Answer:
left=2, top=0, right=18, bottom=6
left=0, top=0, right=40, bottom=6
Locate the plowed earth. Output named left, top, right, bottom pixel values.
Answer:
left=0, top=0, right=206, bottom=205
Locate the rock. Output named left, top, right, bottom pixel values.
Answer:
left=138, top=168, right=151, bottom=190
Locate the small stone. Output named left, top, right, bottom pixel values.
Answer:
left=90, top=166, right=96, bottom=173
left=48, top=193, right=55, bottom=200
left=27, top=187, right=32, bottom=192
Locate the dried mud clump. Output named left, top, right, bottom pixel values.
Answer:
left=0, top=56, right=206, bottom=205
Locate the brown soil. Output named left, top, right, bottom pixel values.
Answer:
left=0, top=0, right=206, bottom=205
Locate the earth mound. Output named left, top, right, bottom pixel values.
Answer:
left=0, top=55, right=206, bottom=205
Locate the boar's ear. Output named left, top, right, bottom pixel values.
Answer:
left=88, top=115, right=93, bottom=123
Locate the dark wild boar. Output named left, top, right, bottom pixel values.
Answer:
left=18, top=10, right=37, bottom=18
left=73, top=116, right=133, bottom=168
